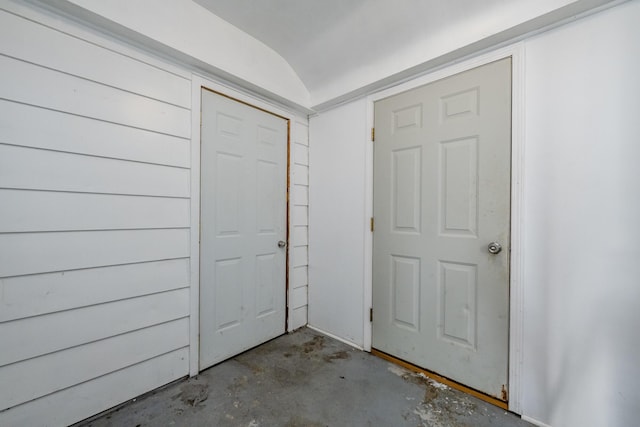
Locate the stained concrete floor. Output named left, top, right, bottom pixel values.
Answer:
left=76, top=328, right=532, bottom=427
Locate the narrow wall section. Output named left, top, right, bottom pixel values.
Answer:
left=290, top=121, right=310, bottom=330
left=308, top=99, right=367, bottom=347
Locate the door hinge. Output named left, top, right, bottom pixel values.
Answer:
left=370, top=217, right=374, bottom=232
left=371, top=127, right=375, bottom=142
left=501, top=385, right=508, bottom=401
left=370, top=308, right=373, bottom=322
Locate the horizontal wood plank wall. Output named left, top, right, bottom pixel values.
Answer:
left=290, top=121, right=310, bottom=329
left=0, top=5, right=191, bottom=426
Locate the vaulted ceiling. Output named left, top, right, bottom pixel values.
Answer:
left=193, top=0, right=612, bottom=108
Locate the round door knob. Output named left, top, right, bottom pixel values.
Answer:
left=488, top=242, right=502, bottom=254
left=277, top=240, right=286, bottom=248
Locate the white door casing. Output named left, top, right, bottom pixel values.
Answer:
left=372, top=58, right=512, bottom=399
left=199, top=89, right=288, bottom=370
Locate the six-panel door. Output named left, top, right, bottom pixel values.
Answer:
left=200, top=89, right=288, bottom=370
left=372, top=58, right=512, bottom=399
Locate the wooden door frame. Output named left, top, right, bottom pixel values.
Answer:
left=363, top=42, right=525, bottom=414
left=189, top=74, right=294, bottom=377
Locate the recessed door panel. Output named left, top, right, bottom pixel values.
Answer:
left=393, top=104, right=423, bottom=132
left=215, top=258, right=243, bottom=331
left=391, top=255, right=420, bottom=331
left=215, top=153, right=241, bottom=235
left=440, top=88, right=479, bottom=122
left=256, top=160, right=278, bottom=234
left=392, top=147, right=421, bottom=233
left=439, top=137, right=478, bottom=237
left=439, top=261, right=477, bottom=348
left=217, top=112, right=243, bottom=138
left=373, top=58, right=511, bottom=399
left=256, top=253, right=277, bottom=318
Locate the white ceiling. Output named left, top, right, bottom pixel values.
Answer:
left=193, top=0, right=483, bottom=93
left=192, top=0, right=590, bottom=106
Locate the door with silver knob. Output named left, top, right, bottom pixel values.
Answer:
left=200, top=89, right=287, bottom=370
left=372, top=58, right=511, bottom=399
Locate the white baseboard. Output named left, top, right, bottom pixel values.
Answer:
left=522, top=415, right=552, bottom=427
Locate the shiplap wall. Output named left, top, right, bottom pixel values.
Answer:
left=289, top=121, right=309, bottom=330
left=0, top=2, right=308, bottom=425
left=0, top=5, right=192, bottom=426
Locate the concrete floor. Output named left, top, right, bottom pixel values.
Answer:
left=76, top=328, right=532, bottom=427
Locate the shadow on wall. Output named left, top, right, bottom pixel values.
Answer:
left=546, top=285, right=640, bottom=427
left=538, top=137, right=640, bottom=427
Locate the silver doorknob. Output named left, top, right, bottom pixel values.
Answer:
left=488, top=242, right=502, bottom=254
left=277, top=240, right=286, bottom=248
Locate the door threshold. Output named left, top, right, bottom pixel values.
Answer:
left=371, top=348, right=508, bottom=410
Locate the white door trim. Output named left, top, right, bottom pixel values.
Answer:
left=363, top=42, right=525, bottom=413
left=189, top=74, right=296, bottom=377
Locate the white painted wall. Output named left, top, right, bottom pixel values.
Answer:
left=308, top=99, right=368, bottom=347
left=0, top=1, right=309, bottom=424
left=521, top=1, right=640, bottom=426
left=308, top=2, right=640, bottom=425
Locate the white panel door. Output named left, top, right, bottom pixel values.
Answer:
left=200, top=89, right=287, bottom=370
left=372, top=58, right=511, bottom=399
